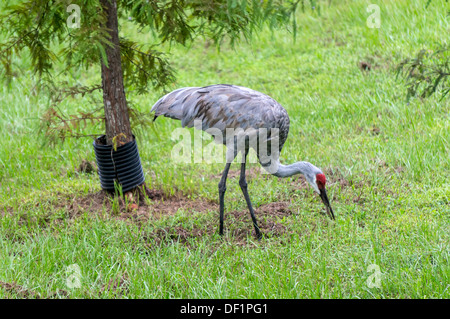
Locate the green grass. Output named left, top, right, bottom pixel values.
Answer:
left=0, top=0, right=449, bottom=298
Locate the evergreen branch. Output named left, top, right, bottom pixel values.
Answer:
left=397, top=45, right=450, bottom=101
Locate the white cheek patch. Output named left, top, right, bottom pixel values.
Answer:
left=307, top=176, right=320, bottom=194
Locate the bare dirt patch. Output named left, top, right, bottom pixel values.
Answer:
left=145, top=193, right=218, bottom=218
left=142, top=201, right=294, bottom=246
left=227, top=201, right=293, bottom=240
left=359, top=61, right=372, bottom=72
left=60, top=188, right=218, bottom=223
left=6, top=184, right=296, bottom=243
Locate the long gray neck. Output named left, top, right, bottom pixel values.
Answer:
left=272, top=161, right=318, bottom=178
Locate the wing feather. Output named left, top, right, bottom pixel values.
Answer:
left=151, top=84, right=290, bottom=150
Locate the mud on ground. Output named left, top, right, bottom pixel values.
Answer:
left=141, top=201, right=294, bottom=246
left=50, top=187, right=296, bottom=244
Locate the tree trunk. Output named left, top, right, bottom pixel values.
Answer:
left=100, top=0, right=132, bottom=146
left=98, top=0, right=144, bottom=206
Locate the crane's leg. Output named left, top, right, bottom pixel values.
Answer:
left=218, top=162, right=232, bottom=236
left=239, top=151, right=262, bottom=240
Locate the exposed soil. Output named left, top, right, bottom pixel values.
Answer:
left=227, top=201, right=294, bottom=240
left=60, top=188, right=218, bottom=223
left=54, top=187, right=291, bottom=242
left=359, top=61, right=372, bottom=72
left=141, top=201, right=294, bottom=246
left=3, top=178, right=298, bottom=244
left=145, top=192, right=218, bottom=219
left=7, top=160, right=403, bottom=246
left=4, top=160, right=405, bottom=247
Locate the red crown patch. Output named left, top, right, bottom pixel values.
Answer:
left=316, top=173, right=326, bottom=188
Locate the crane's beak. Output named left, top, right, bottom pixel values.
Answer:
left=319, top=188, right=335, bottom=220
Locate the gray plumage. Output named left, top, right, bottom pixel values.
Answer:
left=152, top=84, right=289, bottom=137
left=151, top=84, right=335, bottom=239
left=152, top=84, right=289, bottom=164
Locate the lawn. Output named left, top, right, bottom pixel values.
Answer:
left=0, top=0, right=449, bottom=298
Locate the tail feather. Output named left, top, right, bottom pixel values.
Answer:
left=151, top=87, right=199, bottom=121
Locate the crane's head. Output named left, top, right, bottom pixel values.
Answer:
left=305, top=170, right=335, bottom=220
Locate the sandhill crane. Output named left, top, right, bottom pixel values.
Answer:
left=152, top=84, right=335, bottom=239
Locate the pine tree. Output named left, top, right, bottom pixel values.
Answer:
left=0, top=0, right=303, bottom=194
